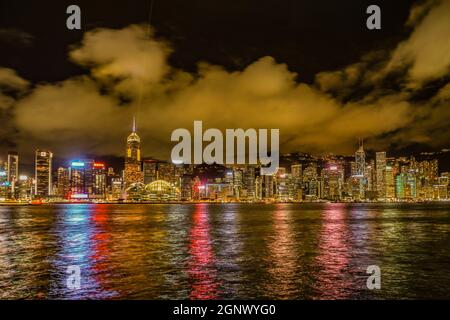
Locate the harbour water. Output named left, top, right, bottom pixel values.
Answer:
left=0, top=203, right=449, bottom=299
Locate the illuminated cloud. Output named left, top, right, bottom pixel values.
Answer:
left=69, top=25, right=171, bottom=95
left=0, top=68, right=29, bottom=93
left=0, top=68, right=29, bottom=149
left=8, top=2, right=450, bottom=160
left=14, top=77, right=124, bottom=157
left=386, top=0, right=450, bottom=87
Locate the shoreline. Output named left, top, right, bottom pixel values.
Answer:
left=1, top=200, right=449, bottom=206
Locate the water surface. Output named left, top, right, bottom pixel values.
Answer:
left=0, top=203, right=449, bottom=299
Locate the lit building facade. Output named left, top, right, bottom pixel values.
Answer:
left=143, top=159, right=158, bottom=184
left=92, top=162, right=107, bottom=199
left=291, top=164, right=303, bottom=201
left=69, top=161, right=88, bottom=197
left=321, top=163, right=344, bottom=201
left=0, top=160, right=8, bottom=200
left=124, top=117, right=143, bottom=188
left=385, top=161, right=396, bottom=200
left=57, top=167, right=70, bottom=199
left=376, top=152, right=387, bottom=199
left=35, top=150, right=53, bottom=198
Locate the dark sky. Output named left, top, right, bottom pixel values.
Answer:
left=0, top=0, right=449, bottom=174
left=0, top=0, right=415, bottom=83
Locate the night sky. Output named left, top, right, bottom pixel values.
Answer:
left=0, top=0, right=416, bottom=83
left=0, top=0, right=449, bottom=173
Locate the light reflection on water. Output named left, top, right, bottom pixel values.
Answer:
left=1, top=203, right=450, bottom=299
left=188, top=204, right=220, bottom=299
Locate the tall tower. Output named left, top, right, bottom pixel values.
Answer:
left=35, top=150, right=53, bottom=197
left=7, top=151, right=19, bottom=185
left=376, top=151, right=387, bottom=199
left=352, top=140, right=366, bottom=200
left=124, top=116, right=143, bottom=188
left=355, top=139, right=365, bottom=177
left=7, top=151, right=19, bottom=198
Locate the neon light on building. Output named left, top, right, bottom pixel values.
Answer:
left=71, top=161, right=85, bottom=167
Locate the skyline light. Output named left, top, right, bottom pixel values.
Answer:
left=71, top=162, right=85, bottom=167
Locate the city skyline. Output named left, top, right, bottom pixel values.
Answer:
left=1, top=124, right=450, bottom=178
left=1, top=118, right=448, bottom=203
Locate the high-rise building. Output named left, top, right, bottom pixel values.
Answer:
left=376, top=152, right=387, bottom=199
left=110, top=178, right=124, bottom=200
left=396, top=172, right=417, bottom=200
left=0, top=159, right=8, bottom=200
left=321, top=163, right=344, bottom=201
left=57, top=167, right=70, bottom=199
left=385, top=161, right=396, bottom=200
left=70, top=161, right=88, bottom=197
left=181, top=174, right=193, bottom=200
left=233, top=168, right=244, bottom=199
left=365, top=159, right=376, bottom=191
left=275, top=167, right=290, bottom=201
left=18, top=175, right=33, bottom=201
left=35, top=150, right=53, bottom=197
left=353, top=141, right=366, bottom=199
left=435, top=174, right=449, bottom=200
left=124, top=117, right=143, bottom=188
left=157, top=162, right=176, bottom=183
left=262, top=174, right=275, bottom=200
left=7, top=152, right=19, bottom=199
left=303, top=163, right=318, bottom=199
left=143, top=159, right=158, bottom=184
left=243, top=165, right=256, bottom=200
left=354, top=141, right=365, bottom=177
left=291, top=164, right=302, bottom=201
left=106, top=167, right=116, bottom=193
left=291, top=164, right=302, bottom=179
left=7, top=151, right=19, bottom=186
left=92, top=162, right=106, bottom=199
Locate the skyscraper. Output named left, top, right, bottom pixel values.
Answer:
left=35, top=150, right=53, bottom=197
left=354, top=140, right=365, bottom=177
left=321, top=163, right=344, bottom=201
left=7, top=151, right=19, bottom=185
left=70, top=161, right=88, bottom=196
left=291, top=164, right=302, bottom=201
left=143, top=159, right=158, bottom=184
left=376, top=152, right=387, bottom=199
left=92, top=162, right=106, bottom=199
left=365, top=159, right=376, bottom=191
left=0, top=159, right=8, bottom=200
left=243, top=165, right=256, bottom=200
left=303, top=163, right=318, bottom=199
left=57, top=167, right=70, bottom=199
left=354, top=140, right=366, bottom=199
left=7, top=151, right=19, bottom=199
left=275, top=167, right=289, bottom=201
left=385, top=162, right=396, bottom=200
left=124, top=117, right=143, bottom=188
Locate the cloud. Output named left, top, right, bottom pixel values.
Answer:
left=0, top=29, right=34, bottom=48
left=7, top=2, right=450, bottom=161
left=0, top=68, right=29, bottom=93
left=14, top=77, right=124, bottom=157
left=386, top=0, right=450, bottom=87
left=406, top=0, right=437, bottom=27
left=69, top=25, right=171, bottom=96
left=0, top=68, right=29, bottom=148
left=315, top=62, right=365, bottom=96
left=316, top=0, right=450, bottom=91
left=13, top=54, right=418, bottom=159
